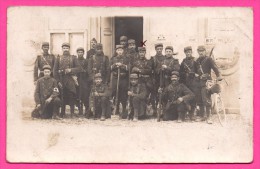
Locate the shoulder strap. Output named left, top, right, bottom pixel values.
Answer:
left=41, top=55, right=51, bottom=66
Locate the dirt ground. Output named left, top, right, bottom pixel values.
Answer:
left=6, top=108, right=253, bottom=163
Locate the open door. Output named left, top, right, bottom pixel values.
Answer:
left=115, top=17, right=143, bottom=48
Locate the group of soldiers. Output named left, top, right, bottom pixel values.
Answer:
left=32, top=35, right=223, bottom=124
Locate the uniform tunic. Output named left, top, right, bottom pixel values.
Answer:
left=90, top=83, right=111, bottom=118
left=87, top=53, right=110, bottom=85
left=162, top=82, right=194, bottom=120
left=77, top=56, right=90, bottom=105
left=34, top=76, right=60, bottom=118
left=129, top=83, right=147, bottom=117
left=34, top=54, right=55, bottom=82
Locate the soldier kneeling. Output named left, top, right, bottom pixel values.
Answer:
left=33, top=65, right=61, bottom=119
left=159, top=71, right=194, bottom=122
left=89, top=73, right=111, bottom=121
left=127, top=73, right=147, bottom=122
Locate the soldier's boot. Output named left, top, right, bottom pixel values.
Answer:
left=60, top=105, right=66, bottom=118
left=78, top=103, right=83, bottom=115
left=70, top=105, right=77, bottom=118
left=201, top=106, right=207, bottom=121
left=52, top=107, right=61, bottom=120
left=133, top=111, right=138, bottom=122
left=206, top=107, right=213, bottom=124
left=85, top=108, right=91, bottom=119
left=189, top=107, right=196, bottom=122
left=100, top=109, right=106, bottom=121
left=177, top=111, right=182, bottom=123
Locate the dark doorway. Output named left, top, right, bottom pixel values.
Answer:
left=115, top=17, right=143, bottom=48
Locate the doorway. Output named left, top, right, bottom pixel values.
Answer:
left=114, top=17, right=143, bottom=48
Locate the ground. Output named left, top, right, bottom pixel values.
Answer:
left=6, top=108, right=253, bottom=163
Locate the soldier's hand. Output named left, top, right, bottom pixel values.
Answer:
left=45, top=97, right=52, bottom=104
left=158, top=88, right=163, bottom=93
left=162, top=65, right=167, bottom=69
left=65, top=68, right=71, bottom=74
left=36, top=104, right=41, bottom=108
left=128, top=91, right=133, bottom=96
left=177, top=97, right=183, bottom=104
left=94, top=92, right=99, bottom=96
left=58, top=82, right=63, bottom=89
left=116, top=62, right=122, bottom=67
left=195, top=73, right=199, bottom=77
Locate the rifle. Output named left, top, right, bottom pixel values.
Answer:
left=127, top=61, right=132, bottom=120
left=113, top=67, right=120, bottom=116
left=57, top=55, right=65, bottom=117
left=157, top=69, right=164, bottom=122
left=91, top=67, right=97, bottom=119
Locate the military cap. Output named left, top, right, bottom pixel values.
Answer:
left=130, top=73, right=139, bottom=79
left=138, top=47, right=146, bottom=51
left=171, top=71, right=180, bottom=77
left=184, top=46, right=192, bottom=52
left=197, top=45, right=206, bottom=51
left=155, top=43, right=163, bottom=49
left=61, top=42, right=70, bottom=48
left=42, top=65, right=51, bottom=71
left=76, top=47, right=85, bottom=52
left=120, top=36, right=128, bottom=41
left=95, top=43, right=103, bottom=49
left=94, top=73, right=102, bottom=79
left=165, top=46, right=173, bottom=51
left=128, top=39, right=135, bottom=44
left=91, top=38, right=97, bottom=43
left=42, top=42, right=49, bottom=47
left=116, top=45, right=124, bottom=50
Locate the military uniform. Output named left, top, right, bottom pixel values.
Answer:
left=162, top=46, right=180, bottom=87
left=53, top=42, right=81, bottom=117
left=89, top=73, right=111, bottom=121
left=76, top=48, right=90, bottom=115
left=86, top=38, right=97, bottom=59
left=128, top=74, right=147, bottom=121
left=150, top=43, right=165, bottom=109
left=34, top=42, right=55, bottom=82
left=34, top=65, right=60, bottom=119
left=110, top=45, right=130, bottom=118
left=162, top=71, right=195, bottom=121
left=195, top=45, right=222, bottom=123
left=87, top=43, right=110, bottom=85
left=126, top=39, right=138, bottom=66
left=131, top=47, right=155, bottom=114
left=179, top=46, right=200, bottom=120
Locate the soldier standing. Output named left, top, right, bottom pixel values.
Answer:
left=195, top=45, right=222, bottom=124
left=110, top=45, right=130, bottom=118
left=159, top=71, right=194, bottom=122
left=87, top=43, right=110, bottom=86
left=127, top=73, right=147, bottom=121
left=89, top=73, right=111, bottom=121
left=179, top=46, right=200, bottom=121
left=131, top=47, right=154, bottom=116
left=34, top=42, right=55, bottom=84
left=76, top=47, right=90, bottom=116
left=34, top=65, right=61, bottom=119
left=162, top=46, right=180, bottom=87
left=150, top=43, right=165, bottom=115
left=126, top=39, right=138, bottom=65
left=53, top=42, right=81, bottom=118
left=86, top=38, right=97, bottom=59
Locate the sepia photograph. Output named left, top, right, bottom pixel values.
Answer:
left=6, top=7, right=253, bottom=163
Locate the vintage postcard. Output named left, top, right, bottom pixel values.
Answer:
left=6, top=7, right=253, bottom=163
